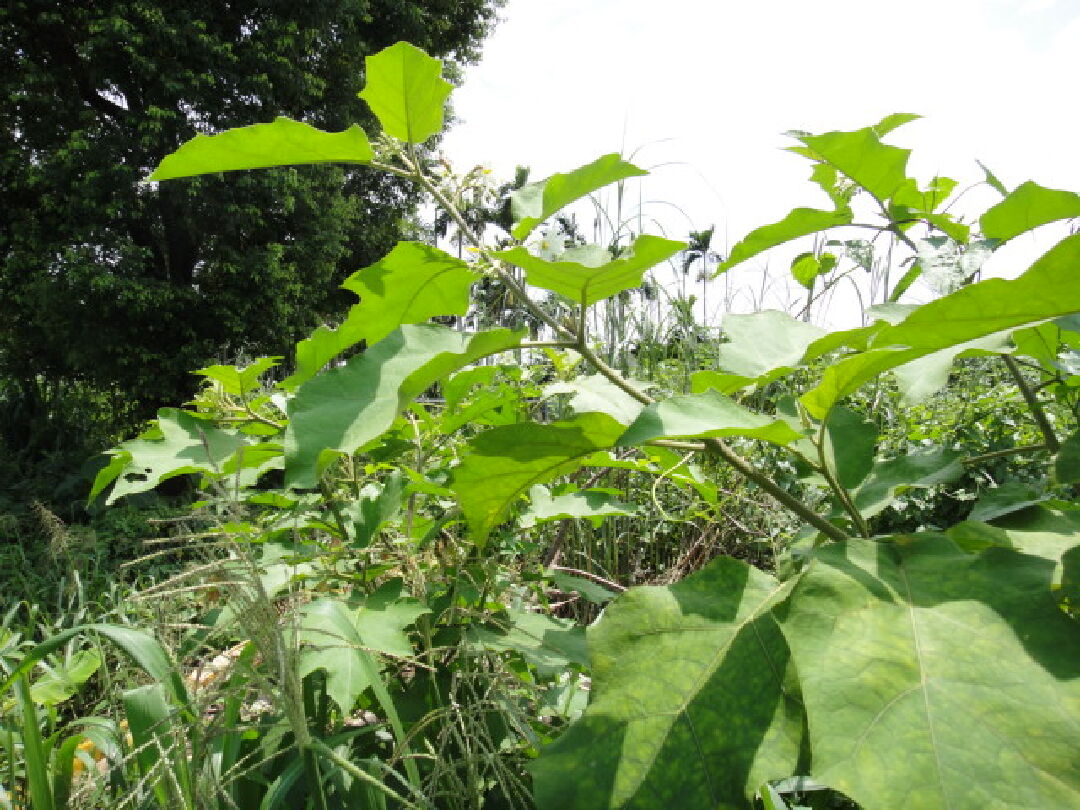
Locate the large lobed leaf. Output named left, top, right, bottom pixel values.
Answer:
left=779, top=535, right=1080, bottom=810
left=286, top=324, right=523, bottom=488
left=496, top=235, right=684, bottom=307
left=616, top=390, right=804, bottom=448
left=801, top=232, right=1080, bottom=418
left=451, top=412, right=625, bottom=542
left=285, top=241, right=478, bottom=388
left=511, top=154, right=647, bottom=240
left=94, top=408, right=248, bottom=505
left=797, top=125, right=913, bottom=204
left=531, top=556, right=803, bottom=809
left=980, top=180, right=1080, bottom=243
left=358, top=41, right=451, bottom=143
left=150, top=117, right=372, bottom=180
left=719, top=207, right=853, bottom=272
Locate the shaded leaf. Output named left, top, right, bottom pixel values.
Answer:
left=823, top=406, right=877, bottom=490
left=151, top=117, right=371, bottom=180
left=511, top=155, right=647, bottom=240
left=968, top=482, right=1049, bottom=523
left=496, top=235, right=683, bottom=307
left=471, top=609, right=588, bottom=677
left=779, top=535, right=1080, bottom=810
left=852, top=448, right=963, bottom=519
left=1056, top=430, right=1080, bottom=485
left=286, top=325, right=523, bottom=488
left=451, top=413, right=625, bottom=542
left=531, top=557, right=803, bottom=809
left=617, top=390, right=803, bottom=447
left=358, top=41, right=451, bottom=143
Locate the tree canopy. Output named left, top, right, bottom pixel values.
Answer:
left=0, top=0, right=500, bottom=457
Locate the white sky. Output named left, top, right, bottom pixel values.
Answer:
left=441, top=0, right=1080, bottom=325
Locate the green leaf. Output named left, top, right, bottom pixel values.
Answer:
left=1055, top=430, right=1080, bottom=485
left=451, top=412, right=625, bottom=543
left=103, top=409, right=247, bottom=504
left=298, top=598, right=385, bottom=717
left=851, top=448, right=964, bottom=519
left=285, top=242, right=478, bottom=389
left=548, top=571, right=617, bottom=604
left=510, top=154, right=648, bottom=240
left=719, top=207, right=853, bottom=272
left=981, top=180, right=1080, bottom=242
left=823, top=406, right=877, bottom=490
left=471, top=609, right=589, bottom=677
left=976, top=159, right=1008, bottom=197
left=520, top=484, right=637, bottom=528
left=717, top=310, right=826, bottom=381
left=358, top=41, right=451, bottom=143
left=779, top=535, right=1080, bottom=810
left=616, top=390, right=803, bottom=447
left=531, top=557, right=803, bottom=809
left=150, top=117, right=372, bottom=180
left=799, top=125, right=913, bottom=203
left=124, top=683, right=189, bottom=809
left=286, top=325, right=523, bottom=488
left=891, top=332, right=1010, bottom=404
left=790, top=252, right=833, bottom=290
left=543, top=374, right=651, bottom=425
left=29, top=649, right=102, bottom=706
left=969, top=482, right=1049, bottom=523
left=871, top=112, right=921, bottom=137
left=690, top=370, right=755, bottom=395
left=496, top=235, right=683, bottom=307
left=801, top=232, right=1080, bottom=418
left=196, top=357, right=281, bottom=397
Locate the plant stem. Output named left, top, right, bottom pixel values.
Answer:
left=410, top=152, right=851, bottom=544
left=1002, top=354, right=1060, bottom=451
left=962, top=443, right=1050, bottom=465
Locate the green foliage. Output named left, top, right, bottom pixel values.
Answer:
left=8, top=40, right=1080, bottom=810
left=0, top=0, right=502, bottom=509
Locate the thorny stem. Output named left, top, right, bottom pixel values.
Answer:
left=409, top=151, right=852, bottom=544
left=1002, top=354, right=1061, bottom=451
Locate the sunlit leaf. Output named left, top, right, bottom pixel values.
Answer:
left=798, top=125, right=912, bottom=203
left=617, top=390, right=803, bottom=447
left=511, top=154, right=647, bottom=240
left=196, top=357, right=281, bottom=397
left=150, top=117, right=371, bottom=180
left=103, top=409, right=247, bottom=504
left=779, top=535, right=1080, bottom=810
left=719, top=207, right=853, bottom=272
left=543, top=374, right=652, bottom=425
left=801, top=233, right=1080, bottom=418
left=285, top=242, right=478, bottom=389
left=980, top=180, right=1080, bottom=242
left=531, top=557, right=803, bottom=809
left=358, top=41, right=451, bottom=143
left=519, top=484, right=637, bottom=528
left=717, top=310, right=825, bottom=381
left=497, top=235, right=683, bottom=307
left=286, top=325, right=523, bottom=488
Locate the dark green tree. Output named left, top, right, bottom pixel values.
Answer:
left=0, top=0, right=500, bottom=464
